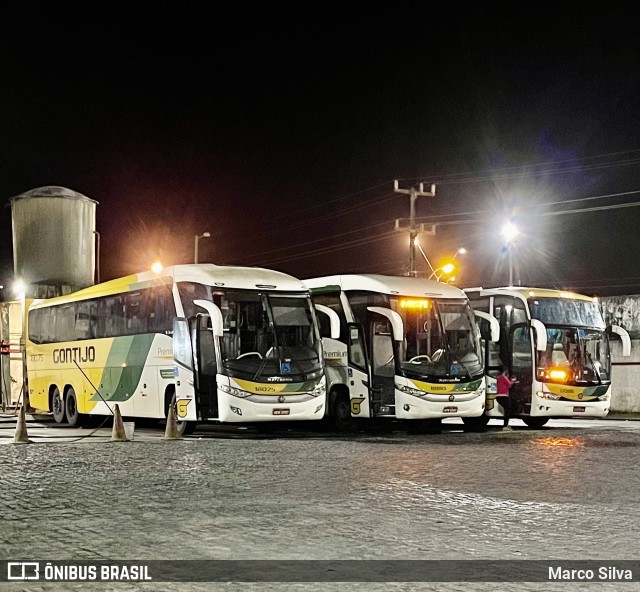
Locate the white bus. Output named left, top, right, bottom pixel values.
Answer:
left=464, top=286, right=631, bottom=428
left=304, top=274, right=486, bottom=431
left=26, top=264, right=326, bottom=432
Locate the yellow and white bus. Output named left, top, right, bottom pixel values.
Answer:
left=25, top=264, right=326, bottom=431
left=464, top=287, right=631, bottom=428
left=304, top=274, right=486, bottom=431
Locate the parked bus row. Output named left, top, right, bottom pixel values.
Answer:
left=20, top=264, right=630, bottom=434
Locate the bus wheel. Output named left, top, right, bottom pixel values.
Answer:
left=65, top=388, right=81, bottom=427
left=51, top=387, right=66, bottom=424
left=176, top=420, right=197, bottom=435
left=522, top=417, right=549, bottom=429
left=462, top=415, right=490, bottom=432
left=331, top=393, right=354, bottom=432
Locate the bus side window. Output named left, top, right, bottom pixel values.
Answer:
left=75, top=303, right=91, bottom=340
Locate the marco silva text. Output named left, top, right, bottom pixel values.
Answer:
left=549, top=566, right=633, bottom=581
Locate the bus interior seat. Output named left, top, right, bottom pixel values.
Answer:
left=551, top=343, right=569, bottom=365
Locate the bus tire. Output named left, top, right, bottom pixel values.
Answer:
left=331, top=392, right=354, bottom=432
left=65, top=387, right=81, bottom=427
left=176, top=420, right=197, bottom=435
left=522, top=417, right=549, bottom=429
left=462, top=415, right=490, bottom=432
left=165, top=387, right=196, bottom=435
left=51, top=386, right=66, bottom=424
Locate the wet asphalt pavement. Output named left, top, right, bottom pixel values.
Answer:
left=1, top=415, right=639, bottom=591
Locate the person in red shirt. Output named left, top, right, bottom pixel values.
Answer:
left=496, top=366, right=517, bottom=429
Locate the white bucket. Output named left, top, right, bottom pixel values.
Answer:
left=123, top=422, right=135, bottom=441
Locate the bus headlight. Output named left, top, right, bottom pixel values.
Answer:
left=396, top=383, right=424, bottom=397
left=219, top=384, right=251, bottom=399
left=310, top=377, right=326, bottom=397
left=537, top=390, right=561, bottom=400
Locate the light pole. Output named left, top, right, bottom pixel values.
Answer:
left=194, top=232, right=210, bottom=264
left=502, top=222, right=519, bottom=286
left=414, top=238, right=436, bottom=276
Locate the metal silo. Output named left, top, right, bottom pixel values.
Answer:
left=11, top=186, right=98, bottom=297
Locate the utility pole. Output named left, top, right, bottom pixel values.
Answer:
left=393, top=180, right=436, bottom=276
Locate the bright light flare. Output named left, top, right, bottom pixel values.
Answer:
left=13, top=280, right=26, bottom=297
left=502, top=222, right=519, bottom=243
left=151, top=261, right=163, bottom=274
left=547, top=367, right=569, bottom=382
left=441, top=263, right=455, bottom=275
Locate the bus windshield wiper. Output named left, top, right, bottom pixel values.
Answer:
left=584, top=350, right=602, bottom=385
left=450, top=351, right=473, bottom=381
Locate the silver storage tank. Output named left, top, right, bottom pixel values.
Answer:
left=11, top=186, right=98, bottom=295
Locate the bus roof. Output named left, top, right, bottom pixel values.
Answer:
left=303, top=274, right=467, bottom=299
left=464, top=286, right=597, bottom=303
left=29, top=264, right=308, bottom=308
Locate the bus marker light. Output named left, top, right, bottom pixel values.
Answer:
left=547, top=368, right=569, bottom=382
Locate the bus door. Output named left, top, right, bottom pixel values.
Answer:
left=173, top=317, right=198, bottom=422
left=369, top=319, right=396, bottom=416
left=193, top=314, right=218, bottom=420
left=509, top=323, right=534, bottom=415
left=346, top=323, right=372, bottom=419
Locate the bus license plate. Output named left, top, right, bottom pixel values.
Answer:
left=273, top=408, right=290, bottom=416
left=443, top=406, right=458, bottom=413
left=573, top=406, right=586, bottom=412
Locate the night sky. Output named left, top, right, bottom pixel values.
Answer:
left=2, top=6, right=640, bottom=296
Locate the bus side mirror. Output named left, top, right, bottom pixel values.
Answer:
left=314, top=304, right=340, bottom=339
left=530, top=319, right=547, bottom=352
left=473, top=310, right=499, bottom=342
left=194, top=299, right=224, bottom=337
left=610, top=325, right=631, bottom=357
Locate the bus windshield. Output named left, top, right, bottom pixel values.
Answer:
left=390, top=297, right=483, bottom=380
left=217, top=292, right=323, bottom=381
left=528, top=297, right=605, bottom=329
left=537, top=326, right=611, bottom=384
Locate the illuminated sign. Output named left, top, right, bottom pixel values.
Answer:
left=399, top=298, right=430, bottom=310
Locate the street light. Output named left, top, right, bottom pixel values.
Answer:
left=502, top=222, right=519, bottom=286
left=194, top=232, right=210, bottom=264
left=428, top=262, right=456, bottom=281
left=427, top=248, right=466, bottom=282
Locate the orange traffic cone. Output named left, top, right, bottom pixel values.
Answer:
left=164, top=398, right=181, bottom=440
left=110, top=404, right=127, bottom=442
left=13, top=404, right=30, bottom=444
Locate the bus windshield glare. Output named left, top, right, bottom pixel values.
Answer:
left=528, top=297, right=605, bottom=329
left=390, top=297, right=483, bottom=379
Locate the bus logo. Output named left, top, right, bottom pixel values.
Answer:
left=176, top=399, right=191, bottom=418
left=351, top=397, right=365, bottom=414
